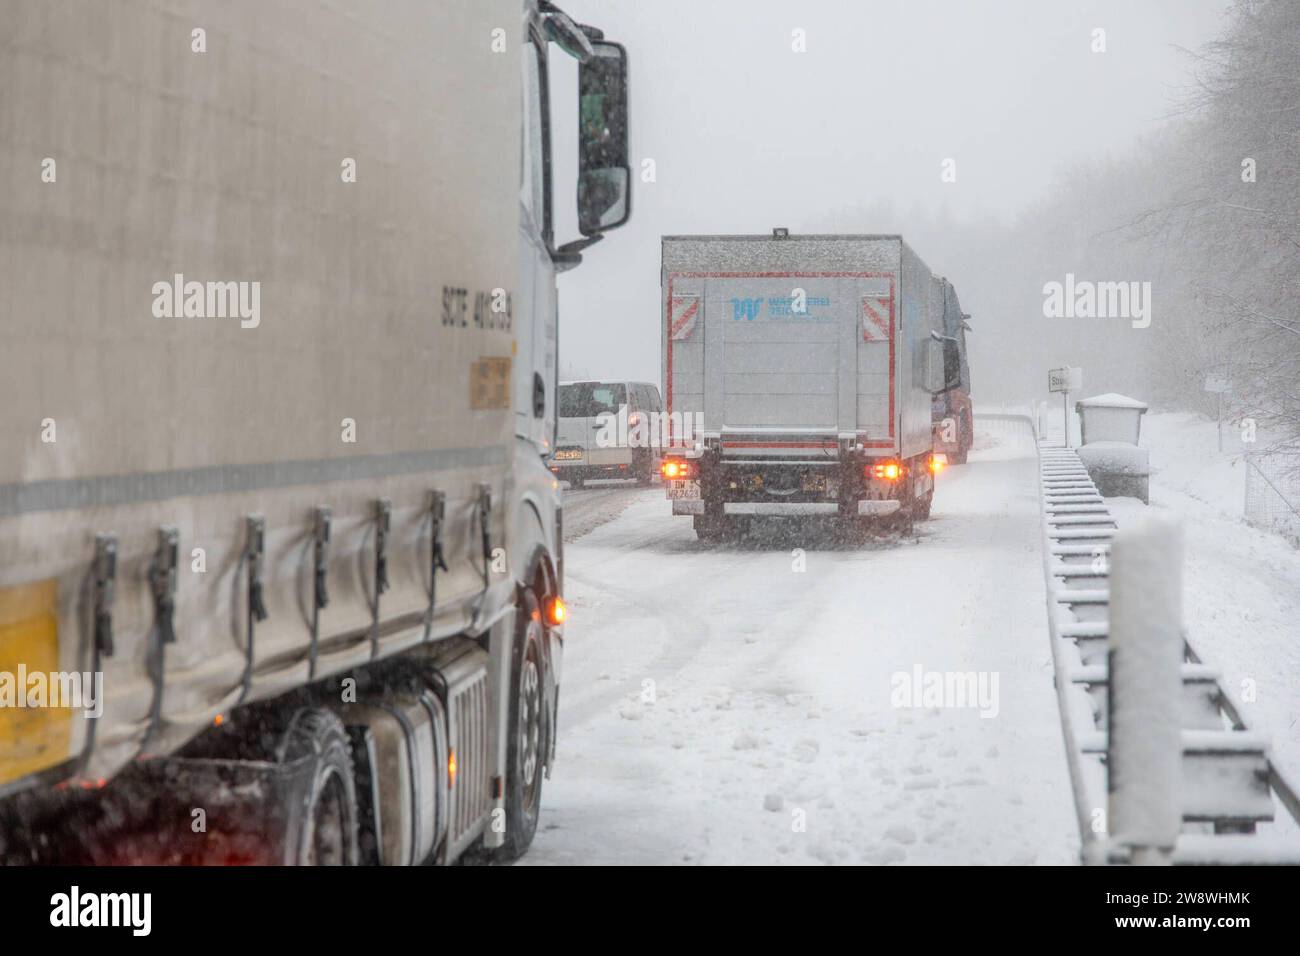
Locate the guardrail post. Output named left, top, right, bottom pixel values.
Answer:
left=1107, top=511, right=1184, bottom=865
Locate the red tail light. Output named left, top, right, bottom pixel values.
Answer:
left=867, top=460, right=903, bottom=481
left=661, top=459, right=696, bottom=480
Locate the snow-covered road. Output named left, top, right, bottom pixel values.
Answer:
left=526, top=430, right=1079, bottom=865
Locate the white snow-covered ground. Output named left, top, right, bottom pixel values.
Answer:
left=1114, top=412, right=1300, bottom=783
left=525, top=423, right=1078, bottom=865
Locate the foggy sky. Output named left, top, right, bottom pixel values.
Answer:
left=550, top=0, right=1233, bottom=389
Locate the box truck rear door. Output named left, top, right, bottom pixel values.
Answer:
left=710, top=276, right=841, bottom=428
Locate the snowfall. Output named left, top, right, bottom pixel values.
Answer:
left=522, top=413, right=1300, bottom=865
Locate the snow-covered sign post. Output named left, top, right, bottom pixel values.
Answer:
left=1048, top=366, right=1082, bottom=446
left=1107, top=511, right=1185, bottom=865
left=1204, top=375, right=1231, bottom=452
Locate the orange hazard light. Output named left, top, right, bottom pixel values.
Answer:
left=546, top=596, right=567, bottom=626
left=868, top=461, right=903, bottom=481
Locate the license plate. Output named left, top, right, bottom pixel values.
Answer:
left=554, top=449, right=583, bottom=461
left=667, top=480, right=700, bottom=499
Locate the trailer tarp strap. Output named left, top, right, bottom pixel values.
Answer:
left=144, top=526, right=179, bottom=744
left=369, top=498, right=391, bottom=660
left=423, top=491, right=449, bottom=642
left=309, top=507, right=331, bottom=680
left=239, top=515, right=268, bottom=704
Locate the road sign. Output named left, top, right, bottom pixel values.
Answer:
left=1049, top=367, right=1082, bottom=394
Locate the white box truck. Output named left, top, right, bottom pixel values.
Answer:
left=659, top=232, right=962, bottom=541
left=0, top=0, right=631, bottom=865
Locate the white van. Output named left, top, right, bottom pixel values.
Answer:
left=551, top=380, right=662, bottom=487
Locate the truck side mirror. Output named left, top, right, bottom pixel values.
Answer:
left=577, top=41, right=630, bottom=236
left=925, top=333, right=962, bottom=394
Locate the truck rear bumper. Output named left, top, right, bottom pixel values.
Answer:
left=857, top=500, right=901, bottom=516
left=672, top=500, right=705, bottom=515
left=723, top=502, right=839, bottom=516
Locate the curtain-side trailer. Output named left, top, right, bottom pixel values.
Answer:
left=0, top=0, right=631, bottom=865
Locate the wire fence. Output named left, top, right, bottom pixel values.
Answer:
left=1244, top=453, right=1300, bottom=546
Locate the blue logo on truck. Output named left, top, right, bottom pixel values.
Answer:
left=730, top=295, right=833, bottom=321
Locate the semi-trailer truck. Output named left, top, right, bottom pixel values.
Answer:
left=0, top=0, right=631, bottom=865
left=659, top=231, right=962, bottom=541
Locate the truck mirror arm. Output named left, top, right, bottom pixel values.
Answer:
left=552, top=234, right=603, bottom=272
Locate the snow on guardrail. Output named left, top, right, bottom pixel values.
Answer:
left=1028, top=426, right=1300, bottom=865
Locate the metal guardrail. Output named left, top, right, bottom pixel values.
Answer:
left=1011, top=418, right=1300, bottom=865
left=972, top=409, right=1300, bottom=864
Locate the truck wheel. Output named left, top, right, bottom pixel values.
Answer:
left=915, top=492, right=933, bottom=520
left=567, top=475, right=585, bottom=489
left=280, top=709, right=359, bottom=866
left=495, top=587, right=546, bottom=861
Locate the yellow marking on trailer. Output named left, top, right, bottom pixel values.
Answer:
left=0, top=579, right=71, bottom=785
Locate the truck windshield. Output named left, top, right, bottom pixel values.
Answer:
left=558, top=382, right=626, bottom=418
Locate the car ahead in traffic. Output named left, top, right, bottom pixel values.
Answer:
left=551, top=380, right=662, bottom=487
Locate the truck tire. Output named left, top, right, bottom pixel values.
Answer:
left=915, top=491, right=933, bottom=520
left=567, top=475, right=585, bottom=489
left=279, top=709, right=359, bottom=866
left=494, top=586, right=547, bottom=861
